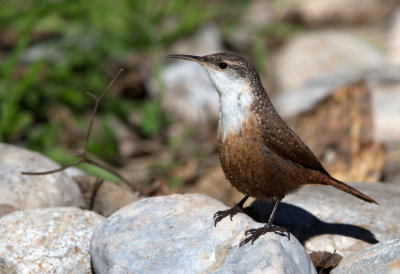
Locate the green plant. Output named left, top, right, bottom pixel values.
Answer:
left=0, top=0, right=250, bottom=183
left=139, top=99, right=168, bottom=137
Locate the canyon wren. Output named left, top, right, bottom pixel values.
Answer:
left=167, top=53, right=378, bottom=247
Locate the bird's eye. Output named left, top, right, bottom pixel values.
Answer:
left=219, top=62, right=228, bottom=69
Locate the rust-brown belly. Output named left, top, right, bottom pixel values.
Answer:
left=217, top=124, right=308, bottom=200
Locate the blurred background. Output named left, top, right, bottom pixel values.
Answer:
left=1, top=0, right=400, bottom=204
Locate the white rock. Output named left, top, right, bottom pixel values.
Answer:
left=273, top=77, right=346, bottom=118
left=0, top=143, right=84, bottom=209
left=0, top=207, right=104, bottom=273
left=275, top=31, right=384, bottom=91
left=331, top=239, right=400, bottom=274
left=160, top=61, right=219, bottom=124
left=152, top=24, right=223, bottom=124
left=91, top=194, right=316, bottom=274
left=278, top=183, right=400, bottom=257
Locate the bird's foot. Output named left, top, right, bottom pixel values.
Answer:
left=213, top=204, right=244, bottom=227
left=239, top=224, right=290, bottom=247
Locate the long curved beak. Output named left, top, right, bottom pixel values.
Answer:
left=167, top=54, right=205, bottom=64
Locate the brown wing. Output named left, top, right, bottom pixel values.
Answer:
left=259, top=108, right=329, bottom=175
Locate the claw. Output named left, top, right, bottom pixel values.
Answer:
left=239, top=237, right=252, bottom=247
left=213, top=204, right=244, bottom=227
left=245, top=228, right=256, bottom=236
left=213, top=211, right=227, bottom=227
left=240, top=225, right=290, bottom=247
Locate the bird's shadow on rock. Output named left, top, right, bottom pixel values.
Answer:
left=244, top=200, right=378, bottom=245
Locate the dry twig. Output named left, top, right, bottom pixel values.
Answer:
left=90, top=178, right=104, bottom=211
left=21, top=69, right=137, bottom=190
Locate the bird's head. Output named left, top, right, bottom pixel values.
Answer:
left=167, top=53, right=261, bottom=97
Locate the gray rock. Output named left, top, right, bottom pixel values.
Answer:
left=331, top=239, right=400, bottom=274
left=91, top=194, right=316, bottom=274
left=273, top=78, right=346, bottom=119
left=158, top=61, right=220, bottom=124
left=151, top=24, right=223, bottom=124
left=274, top=31, right=384, bottom=91
left=267, top=183, right=400, bottom=257
left=0, top=207, right=104, bottom=273
left=0, top=143, right=84, bottom=209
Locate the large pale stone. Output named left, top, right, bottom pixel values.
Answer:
left=0, top=143, right=84, bottom=209
left=275, top=31, right=384, bottom=91
left=332, top=239, right=400, bottom=274
left=250, top=183, right=400, bottom=257
left=0, top=207, right=104, bottom=273
left=91, top=194, right=316, bottom=274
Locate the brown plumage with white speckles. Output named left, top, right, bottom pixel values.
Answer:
left=167, top=52, right=378, bottom=247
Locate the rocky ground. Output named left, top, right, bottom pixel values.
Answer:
left=2, top=0, right=400, bottom=273
left=0, top=143, right=399, bottom=273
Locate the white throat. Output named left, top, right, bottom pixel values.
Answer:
left=203, top=68, right=253, bottom=140
left=218, top=90, right=253, bottom=140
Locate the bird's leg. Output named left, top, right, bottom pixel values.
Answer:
left=240, top=199, right=290, bottom=247
left=213, top=195, right=249, bottom=226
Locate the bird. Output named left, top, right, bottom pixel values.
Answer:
left=167, top=52, right=378, bottom=247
